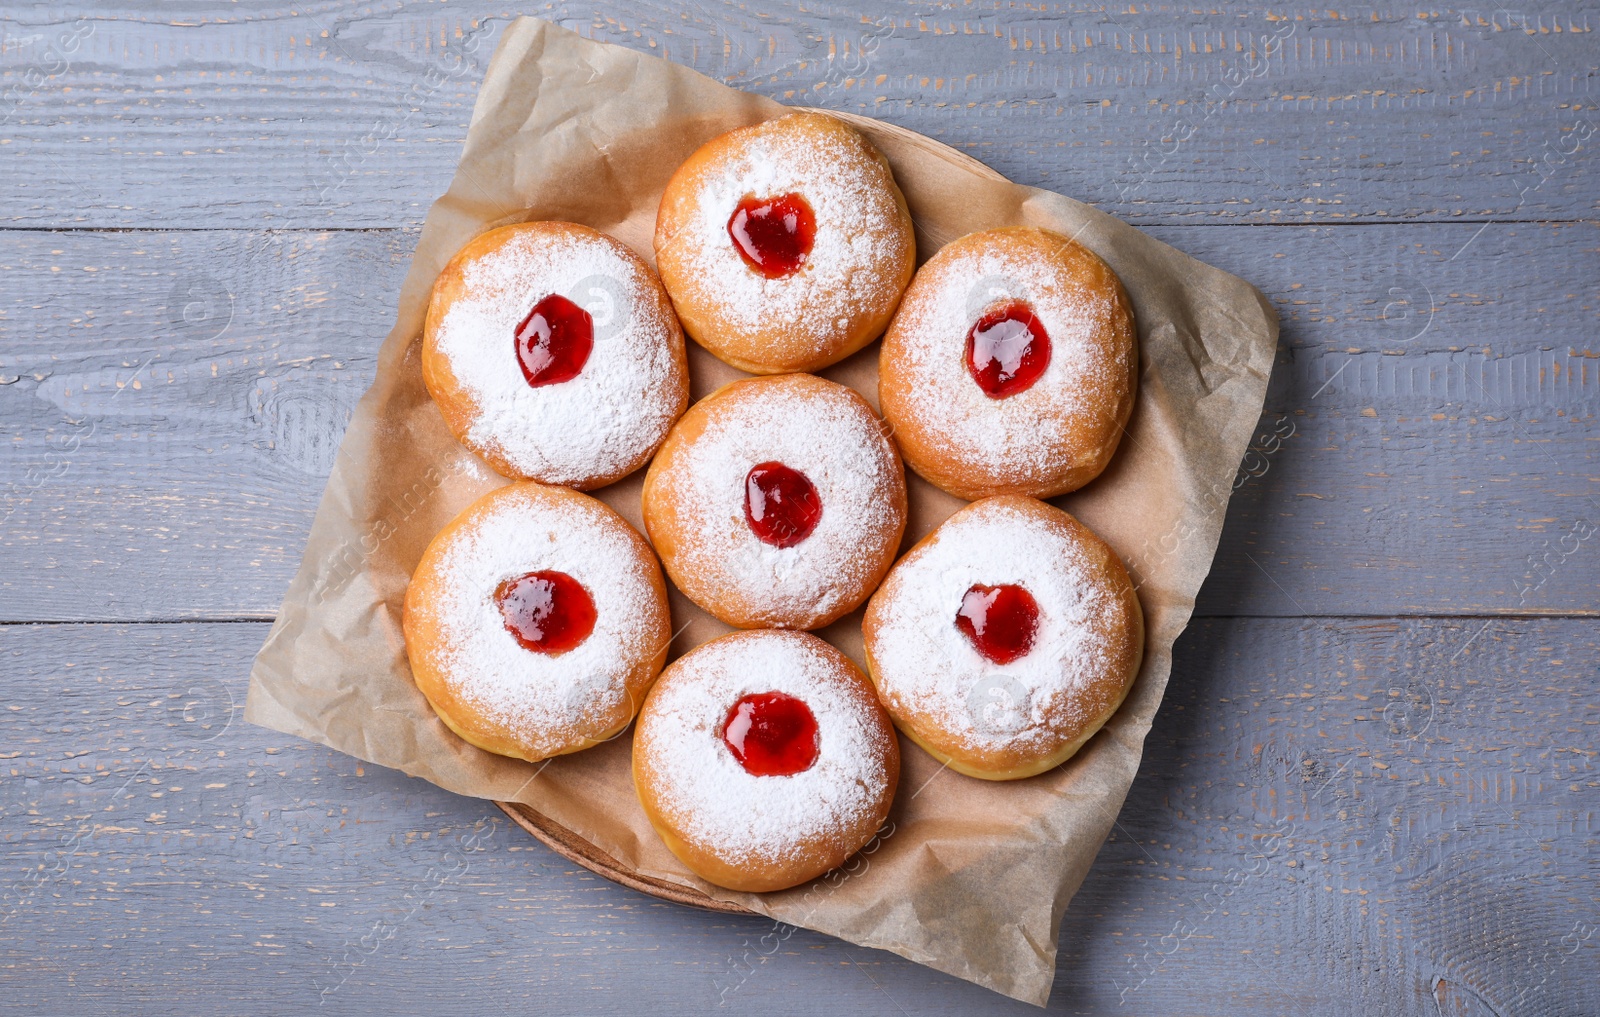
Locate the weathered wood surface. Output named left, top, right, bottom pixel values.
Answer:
left=1, top=221, right=1596, bottom=621
left=0, top=4, right=1595, bottom=229
left=1, top=618, right=1593, bottom=1015
left=0, top=1, right=1595, bottom=1013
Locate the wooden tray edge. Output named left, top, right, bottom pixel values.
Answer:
left=495, top=801, right=756, bottom=915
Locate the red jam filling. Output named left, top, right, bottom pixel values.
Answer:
left=744, top=461, right=822, bottom=548
left=955, top=583, right=1040, bottom=665
left=493, top=570, right=597, bottom=654
left=727, top=193, right=816, bottom=279
left=965, top=301, right=1051, bottom=398
left=514, top=292, right=593, bottom=388
left=722, top=691, right=820, bottom=776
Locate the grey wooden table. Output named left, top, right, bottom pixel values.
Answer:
left=1, top=3, right=1595, bottom=1014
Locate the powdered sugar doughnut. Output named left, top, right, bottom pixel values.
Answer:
left=424, top=221, right=689, bottom=489
left=403, top=483, right=672, bottom=763
left=862, top=496, right=1143, bottom=781
left=632, top=629, right=899, bottom=892
left=654, top=111, right=916, bottom=374
left=641, top=373, right=907, bottom=630
left=879, top=227, right=1137, bottom=500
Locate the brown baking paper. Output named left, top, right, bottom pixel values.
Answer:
left=246, top=17, right=1276, bottom=1006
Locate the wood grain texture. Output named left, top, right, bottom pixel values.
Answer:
left=0, top=222, right=1594, bottom=621
left=0, top=3, right=1594, bottom=229
left=0, top=2, right=1595, bottom=1012
left=0, top=619, right=1592, bottom=1015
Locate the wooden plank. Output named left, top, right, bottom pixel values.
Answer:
left=0, top=617, right=1592, bottom=1014
left=1, top=222, right=1596, bottom=622
left=0, top=228, right=405, bottom=621
left=1089, top=614, right=1600, bottom=1014
left=0, top=3, right=1595, bottom=230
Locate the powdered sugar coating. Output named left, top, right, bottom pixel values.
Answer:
left=634, top=630, right=895, bottom=867
left=645, top=375, right=905, bottom=629
left=881, top=229, right=1134, bottom=493
left=865, top=498, right=1125, bottom=758
left=415, top=486, right=664, bottom=759
left=656, top=113, right=913, bottom=368
left=429, top=224, right=685, bottom=485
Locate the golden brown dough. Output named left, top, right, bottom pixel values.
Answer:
left=863, top=496, right=1143, bottom=780
left=423, top=221, right=689, bottom=489
left=654, top=112, right=915, bottom=374
left=632, top=629, right=899, bottom=892
left=641, top=373, right=907, bottom=631
left=403, top=482, right=672, bottom=763
left=878, top=226, right=1137, bottom=500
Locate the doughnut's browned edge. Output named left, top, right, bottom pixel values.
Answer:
left=494, top=800, right=755, bottom=914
